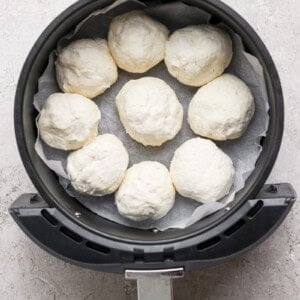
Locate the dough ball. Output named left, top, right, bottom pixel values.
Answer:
left=56, top=39, right=118, bottom=98
left=116, top=77, right=183, bottom=146
left=165, top=25, right=232, bottom=86
left=188, top=74, right=255, bottom=140
left=115, top=161, right=175, bottom=221
left=108, top=11, right=169, bottom=73
left=170, top=137, right=235, bottom=203
left=38, top=93, right=100, bottom=150
left=67, top=134, right=129, bottom=196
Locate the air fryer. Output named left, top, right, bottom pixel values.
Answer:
left=10, top=1, right=296, bottom=299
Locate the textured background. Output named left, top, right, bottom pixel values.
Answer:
left=0, top=0, right=299, bottom=299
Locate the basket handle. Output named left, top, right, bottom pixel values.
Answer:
left=125, top=268, right=184, bottom=300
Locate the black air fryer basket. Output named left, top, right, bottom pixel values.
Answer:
left=11, top=0, right=296, bottom=298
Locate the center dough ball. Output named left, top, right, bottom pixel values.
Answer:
left=38, top=93, right=100, bottom=151
left=67, top=134, right=129, bottom=196
left=108, top=11, right=169, bottom=73
left=56, top=39, right=118, bottom=98
left=115, top=161, right=175, bottom=221
left=116, top=77, right=183, bottom=146
left=170, top=138, right=235, bottom=203
left=165, top=25, right=232, bottom=86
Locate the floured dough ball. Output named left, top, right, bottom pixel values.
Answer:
left=115, top=161, right=175, bottom=221
left=67, top=134, right=129, bottom=196
left=56, top=39, right=118, bottom=98
left=108, top=11, right=169, bottom=73
left=170, top=138, right=235, bottom=203
left=38, top=93, right=100, bottom=150
left=188, top=74, right=255, bottom=140
left=165, top=25, right=232, bottom=86
left=116, top=77, right=183, bottom=146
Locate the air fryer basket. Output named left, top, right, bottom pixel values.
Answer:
left=11, top=0, right=296, bottom=281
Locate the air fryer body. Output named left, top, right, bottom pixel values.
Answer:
left=11, top=0, right=296, bottom=273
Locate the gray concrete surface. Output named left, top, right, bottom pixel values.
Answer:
left=0, top=0, right=299, bottom=299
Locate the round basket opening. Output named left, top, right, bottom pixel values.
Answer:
left=15, top=0, right=283, bottom=245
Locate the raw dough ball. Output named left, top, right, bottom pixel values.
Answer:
left=56, top=39, right=118, bottom=98
left=188, top=74, right=255, bottom=140
left=165, top=25, right=232, bottom=86
left=115, top=161, right=175, bottom=221
left=116, top=77, right=183, bottom=146
left=170, top=137, right=235, bottom=203
left=108, top=11, right=169, bottom=73
left=67, top=134, right=129, bottom=196
left=38, top=93, right=100, bottom=150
